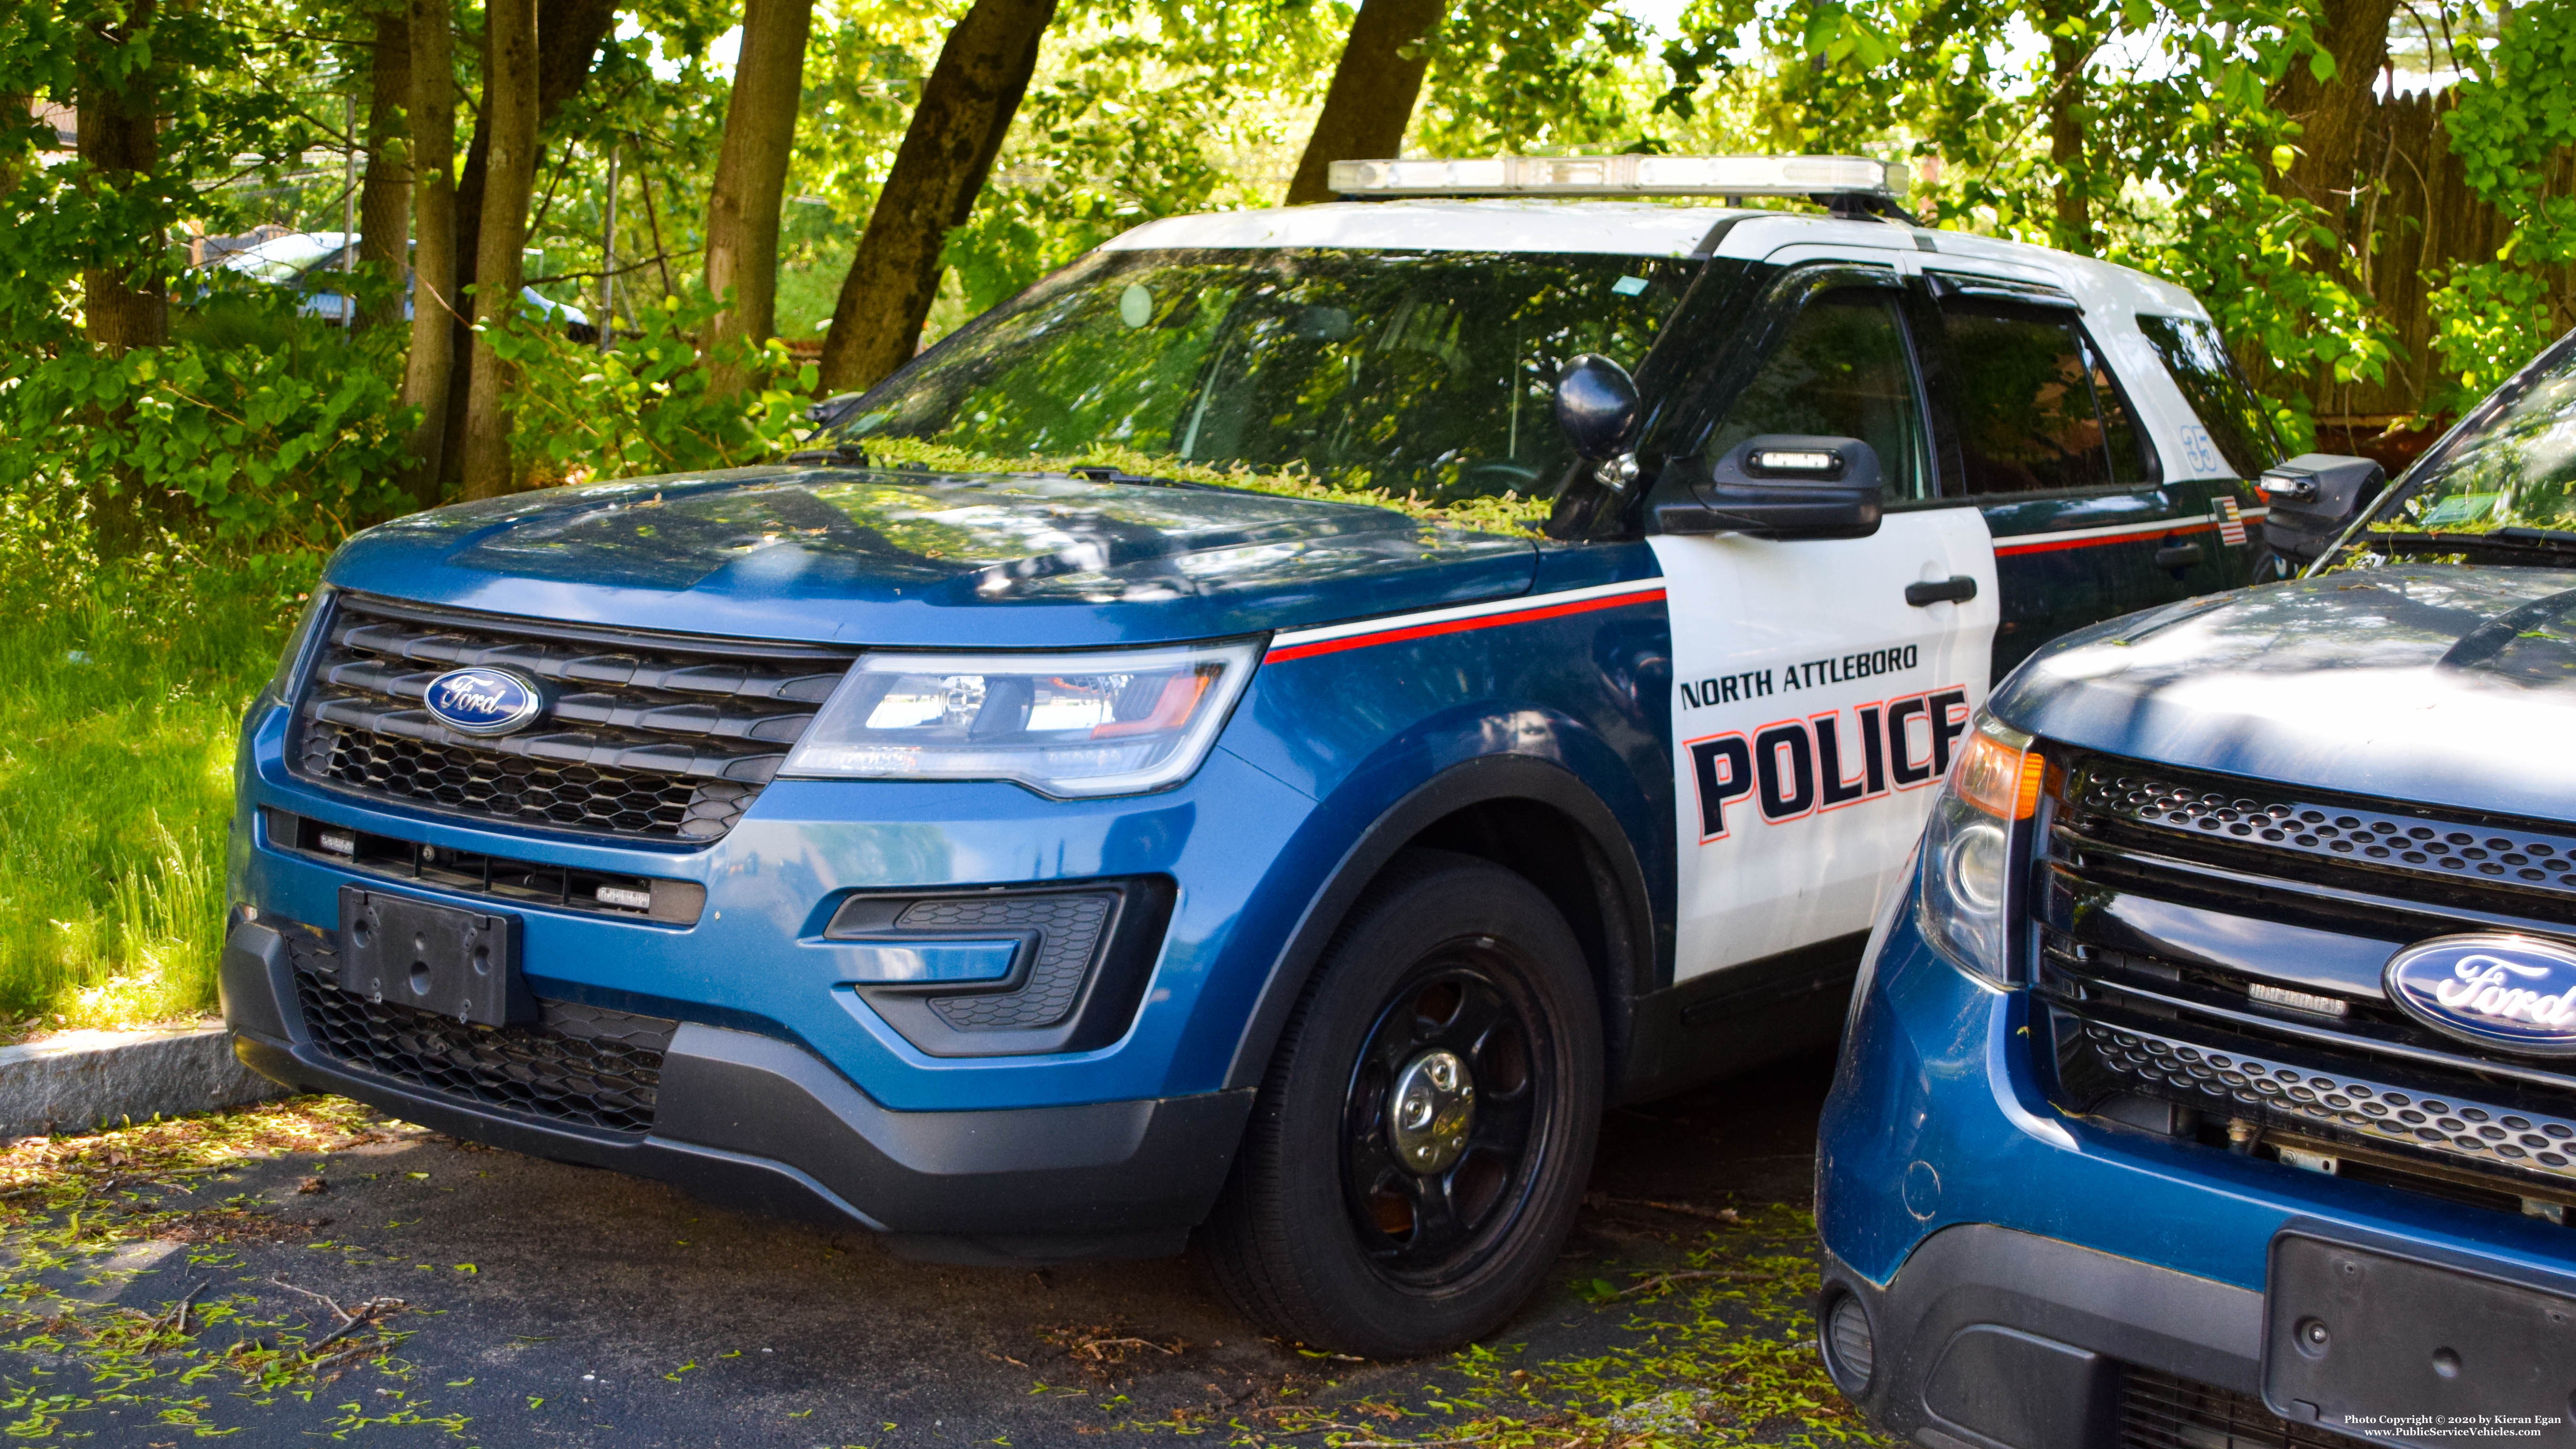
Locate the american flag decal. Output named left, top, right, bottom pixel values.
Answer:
left=2215, top=497, right=2247, bottom=546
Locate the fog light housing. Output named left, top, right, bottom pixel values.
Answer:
left=1820, top=1289, right=1877, bottom=1397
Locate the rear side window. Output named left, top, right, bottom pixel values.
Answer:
left=1943, top=303, right=2155, bottom=494
left=2136, top=314, right=2282, bottom=478
left=1703, top=290, right=1932, bottom=500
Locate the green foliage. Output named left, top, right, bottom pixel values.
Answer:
left=0, top=290, right=417, bottom=544
left=1646, top=0, right=2427, bottom=438
left=490, top=290, right=819, bottom=483
left=2430, top=2, right=2576, bottom=405
left=943, top=0, right=1340, bottom=316
left=1414, top=0, right=1661, bottom=156
left=0, top=0, right=349, bottom=330
left=0, top=503, right=304, bottom=1029
left=942, top=41, right=1236, bottom=315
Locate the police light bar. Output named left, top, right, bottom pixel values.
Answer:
left=1328, top=155, right=1908, bottom=200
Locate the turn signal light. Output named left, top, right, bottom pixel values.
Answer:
left=1951, top=723, right=2043, bottom=820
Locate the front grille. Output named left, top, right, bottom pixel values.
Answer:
left=2056, top=1014, right=2576, bottom=1182
left=2118, top=1368, right=2355, bottom=1449
left=2041, top=752, right=2576, bottom=1216
left=288, top=935, right=675, bottom=1134
left=290, top=595, right=853, bottom=843
left=2068, top=767, right=2576, bottom=925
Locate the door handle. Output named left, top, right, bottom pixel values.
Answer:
left=1905, top=576, right=1978, bottom=607
left=2154, top=543, right=2206, bottom=569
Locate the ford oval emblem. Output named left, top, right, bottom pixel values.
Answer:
left=422, top=667, right=545, bottom=737
left=2384, top=932, right=2576, bottom=1056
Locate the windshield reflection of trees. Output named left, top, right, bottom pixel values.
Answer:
left=2390, top=366, right=2576, bottom=533
left=846, top=249, right=1686, bottom=508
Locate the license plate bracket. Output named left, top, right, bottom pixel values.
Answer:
left=336, top=886, right=531, bottom=1027
left=2265, top=1228, right=2576, bottom=1448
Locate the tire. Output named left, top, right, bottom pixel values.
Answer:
left=1199, top=849, right=1605, bottom=1358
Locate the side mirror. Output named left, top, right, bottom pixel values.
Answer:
left=1653, top=435, right=1883, bottom=540
left=2258, top=452, right=2387, bottom=563
left=1554, top=354, right=1641, bottom=461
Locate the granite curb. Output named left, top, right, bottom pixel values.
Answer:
left=0, top=1022, right=288, bottom=1138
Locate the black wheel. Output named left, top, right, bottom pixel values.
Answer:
left=1199, top=850, right=1603, bottom=1358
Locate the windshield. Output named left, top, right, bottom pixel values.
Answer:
left=833, top=247, right=1692, bottom=506
left=2373, top=335, right=2576, bottom=537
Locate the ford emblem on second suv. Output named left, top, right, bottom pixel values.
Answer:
left=2384, top=933, right=2576, bottom=1054
left=423, top=667, right=545, bottom=736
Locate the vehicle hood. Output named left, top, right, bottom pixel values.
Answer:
left=1992, top=565, right=2576, bottom=819
left=324, top=466, right=1539, bottom=648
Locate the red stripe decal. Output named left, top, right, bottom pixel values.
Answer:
left=1994, top=518, right=2218, bottom=558
left=1265, top=587, right=1668, bottom=664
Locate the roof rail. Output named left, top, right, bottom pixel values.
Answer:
left=1328, top=155, right=1910, bottom=207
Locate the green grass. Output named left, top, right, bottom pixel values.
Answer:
left=0, top=511, right=302, bottom=1035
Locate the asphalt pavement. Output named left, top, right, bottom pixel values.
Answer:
left=0, top=1050, right=1859, bottom=1448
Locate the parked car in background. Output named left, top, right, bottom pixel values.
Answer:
left=206, top=230, right=592, bottom=335
left=226, top=155, right=2285, bottom=1357
left=1816, top=330, right=2576, bottom=1446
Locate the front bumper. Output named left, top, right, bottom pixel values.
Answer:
left=1816, top=882, right=2576, bottom=1448
left=223, top=918, right=1252, bottom=1260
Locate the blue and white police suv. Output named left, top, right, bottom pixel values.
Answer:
left=222, top=155, right=2320, bottom=1356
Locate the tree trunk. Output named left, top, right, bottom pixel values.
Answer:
left=0, top=92, right=32, bottom=204
left=1281, top=0, right=1443, bottom=206
left=357, top=9, right=414, bottom=331
left=2270, top=0, right=2398, bottom=414
left=458, top=0, right=538, bottom=500
left=2040, top=0, right=2092, bottom=253
left=78, top=0, right=166, bottom=356
left=814, top=0, right=1057, bottom=395
left=438, top=0, right=617, bottom=481
left=78, top=0, right=174, bottom=555
left=2274, top=0, right=2399, bottom=229
left=400, top=0, right=458, bottom=503
left=702, top=0, right=817, bottom=400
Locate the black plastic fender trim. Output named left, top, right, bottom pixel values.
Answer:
left=1220, top=752, right=1659, bottom=1096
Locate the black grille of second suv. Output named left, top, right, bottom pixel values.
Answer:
left=290, top=594, right=853, bottom=842
left=2036, top=752, right=2576, bottom=1215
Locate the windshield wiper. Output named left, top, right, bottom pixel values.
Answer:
left=1061, top=465, right=1219, bottom=492
left=2363, top=526, right=2576, bottom=562
left=785, top=440, right=871, bottom=467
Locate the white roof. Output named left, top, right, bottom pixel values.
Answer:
left=216, top=231, right=350, bottom=282
left=1109, top=200, right=1720, bottom=258
left=1103, top=200, right=2205, bottom=322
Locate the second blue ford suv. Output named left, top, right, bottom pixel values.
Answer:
left=226, top=158, right=2290, bottom=1355
left=1818, top=329, right=2576, bottom=1444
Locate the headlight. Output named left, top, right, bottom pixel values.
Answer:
left=780, top=639, right=1258, bottom=797
left=1916, top=715, right=2043, bottom=983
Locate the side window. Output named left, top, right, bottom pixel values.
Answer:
left=1943, top=302, right=2155, bottom=494
left=2136, top=313, right=2283, bottom=477
left=1704, top=290, right=1932, bottom=500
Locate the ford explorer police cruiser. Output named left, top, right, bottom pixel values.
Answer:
left=224, top=154, right=2283, bottom=1357
left=1814, top=330, right=2576, bottom=1444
